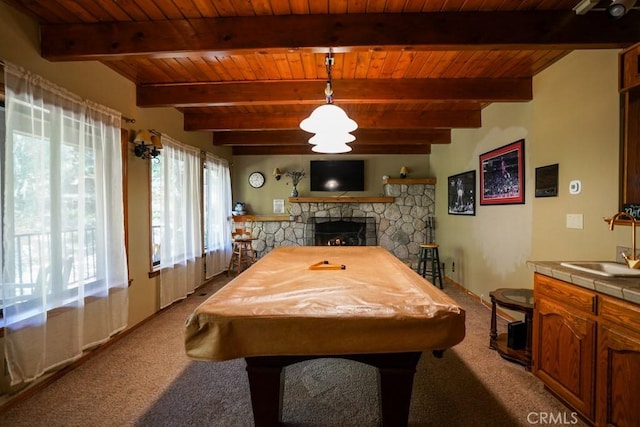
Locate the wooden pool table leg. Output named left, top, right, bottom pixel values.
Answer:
left=378, top=364, right=418, bottom=425
left=245, top=360, right=285, bottom=426
left=245, top=352, right=422, bottom=427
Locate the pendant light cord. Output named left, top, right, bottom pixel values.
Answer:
left=324, top=48, right=334, bottom=104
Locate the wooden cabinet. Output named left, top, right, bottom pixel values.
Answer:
left=597, top=296, right=640, bottom=427
left=533, top=273, right=640, bottom=427
left=532, top=274, right=597, bottom=421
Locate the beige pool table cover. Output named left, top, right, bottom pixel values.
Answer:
left=185, top=246, right=465, bottom=361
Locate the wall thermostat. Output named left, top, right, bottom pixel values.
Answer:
left=569, top=180, right=581, bottom=195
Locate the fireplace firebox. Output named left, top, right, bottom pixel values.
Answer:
left=305, top=217, right=377, bottom=246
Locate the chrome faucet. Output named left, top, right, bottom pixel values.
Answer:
left=610, top=211, right=640, bottom=269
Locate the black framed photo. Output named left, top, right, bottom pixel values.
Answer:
left=479, top=139, right=525, bottom=205
left=448, top=170, right=476, bottom=215
left=535, top=163, right=559, bottom=197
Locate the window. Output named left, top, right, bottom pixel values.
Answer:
left=1, top=63, right=128, bottom=385
left=203, top=153, right=232, bottom=278
left=149, top=135, right=202, bottom=308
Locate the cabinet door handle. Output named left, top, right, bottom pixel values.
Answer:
left=591, top=295, right=598, bottom=314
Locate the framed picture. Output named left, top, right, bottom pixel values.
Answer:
left=479, top=139, right=525, bottom=205
left=535, top=163, right=559, bottom=198
left=448, top=170, right=476, bottom=215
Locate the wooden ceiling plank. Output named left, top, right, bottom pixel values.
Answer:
left=208, top=0, right=238, bottom=16
left=191, top=0, right=221, bottom=17
left=271, top=52, right=295, bottom=79
left=268, top=0, right=292, bottom=14
left=379, top=51, right=403, bottom=79
left=365, top=51, right=387, bottom=79
left=110, top=1, right=150, bottom=21
left=215, top=55, right=247, bottom=80
left=243, top=54, right=271, bottom=80
left=229, top=55, right=260, bottom=80
left=40, top=12, right=640, bottom=61
left=171, top=57, right=209, bottom=80
left=152, top=0, right=185, bottom=19
left=249, top=0, right=276, bottom=15
left=4, top=0, right=87, bottom=23
left=289, top=0, right=311, bottom=14
left=226, top=0, right=255, bottom=15
left=353, top=52, right=372, bottom=79
left=128, top=0, right=169, bottom=20
left=89, top=1, right=134, bottom=21
left=136, top=78, right=531, bottom=107
left=391, top=51, right=418, bottom=79
left=184, top=109, right=481, bottom=130
left=188, top=56, right=223, bottom=81
left=300, top=52, right=318, bottom=79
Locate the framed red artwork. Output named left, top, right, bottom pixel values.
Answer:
left=479, top=139, right=525, bottom=205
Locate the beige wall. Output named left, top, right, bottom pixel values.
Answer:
left=231, top=154, right=429, bottom=215
left=0, top=3, right=230, bottom=328
left=530, top=50, right=622, bottom=261
left=430, top=49, right=625, bottom=299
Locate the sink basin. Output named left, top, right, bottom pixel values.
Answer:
left=560, top=261, right=640, bottom=277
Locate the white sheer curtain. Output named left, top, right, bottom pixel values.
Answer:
left=1, top=62, right=128, bottom=385
left=204, top=153, right=232, bottom=278
left=157, top=135, right=203, bottom=308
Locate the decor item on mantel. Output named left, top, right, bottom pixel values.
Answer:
left=400, top=166, right=409, bottom=178
left=232, top=201, right=246, bottom=216
left=285, top=170, right=306, bottom=197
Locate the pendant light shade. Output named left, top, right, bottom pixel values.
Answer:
left=308, top=129, right=356, bottom=145
left=311, top=143, right=352, bottom=153
left=309, top=131, right=354, bottom=153
left=300, top=104, right=358, bottom=134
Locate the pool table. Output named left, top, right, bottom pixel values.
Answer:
left=185, top=246, right=465, bottom=426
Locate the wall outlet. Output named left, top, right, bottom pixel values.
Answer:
left=566, top=213, right=584, bottom=229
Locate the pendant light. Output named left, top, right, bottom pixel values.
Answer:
left=299, top=49, right=357, bottom=153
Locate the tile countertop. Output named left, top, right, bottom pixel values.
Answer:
left=527, top=261, right=640, bottom=306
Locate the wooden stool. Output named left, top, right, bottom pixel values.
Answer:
left=228, top=215, right=257, bottom=276
left=228, top=238, right=256, bottom=276
left=417, top=243, right=443, bottom=289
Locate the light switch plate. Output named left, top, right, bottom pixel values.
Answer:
left=566, top=213, right=584, bottom=229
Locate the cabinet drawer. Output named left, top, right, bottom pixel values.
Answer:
left=534, top=273, right=596, bottom=314
left=599, top=295, right=640, bottom=336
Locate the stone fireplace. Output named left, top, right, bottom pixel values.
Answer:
left=251, top=179, right=436, bottom=267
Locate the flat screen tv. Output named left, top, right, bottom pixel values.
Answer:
left=310, top=160, right=365, bottom=192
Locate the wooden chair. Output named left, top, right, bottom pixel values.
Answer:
left=228, top=215, right=257, bottom=275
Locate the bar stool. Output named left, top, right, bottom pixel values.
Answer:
left=417, top=243, right=443, bottom=289
left=228, top=215, right=257, bottom=276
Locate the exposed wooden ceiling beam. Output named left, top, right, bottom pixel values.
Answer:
left=231, top=144, right=432, bottom=156
left=40, top=11, right=639, bottom=61
left=185, top=110, right=481, bottom=131
left=137, top=78, right=531, bottom=107
left=213, top=129, right=451, bottom=146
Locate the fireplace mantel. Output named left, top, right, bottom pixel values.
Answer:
left=383, top=177, right=437, bottom=185
left=289, top=196, right=394, bottom=203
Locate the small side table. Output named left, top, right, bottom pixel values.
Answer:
left=489, top=288, right=534, bottom=370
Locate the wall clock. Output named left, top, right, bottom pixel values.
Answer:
left=248, top=171, right=265, bottom=188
